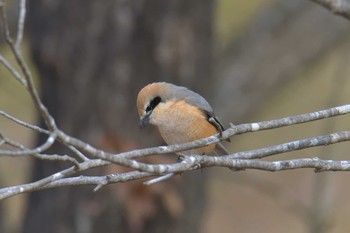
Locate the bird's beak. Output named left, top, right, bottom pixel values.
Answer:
left=139, top=114, right=150, bottom=128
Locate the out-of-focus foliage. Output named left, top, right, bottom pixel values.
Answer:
left=215, top=0, right=275, bottom=50
left=204, top=1, right=350, bottom=232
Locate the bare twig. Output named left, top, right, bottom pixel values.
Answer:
left=143, top=173, right=177, bottom=186
left=0, top=54, right=27, bottom=86
left=0, top=132, right=57, bottom=156
left=67, top=145, right=90, bottom=162
left=1, top=135, right=79, bottom=166
left=227, top=104, right=350, bottom=138
left=15, top=0, right=26, bottom=50
left=192, top=152, right=350, bottom=172
left=0, top=0, right=56, bottom=131
left=0, top=110, right=49, bottom=134
left=230, top=131, right=350, bottom=160
left=0, top=159, right=110, bottom=200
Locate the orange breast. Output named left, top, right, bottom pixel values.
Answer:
left=151, top=100, right=218, bottom=155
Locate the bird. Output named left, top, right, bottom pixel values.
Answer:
left=136, top=82, right=229, bottom=155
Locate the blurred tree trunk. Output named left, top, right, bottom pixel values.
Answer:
left=19, top=0, right=350, bottom=232
left=22, top=0, right=213, bottom=233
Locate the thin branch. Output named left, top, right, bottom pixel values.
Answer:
left=228, top=104, right=350, bottom=138
left=0, top=132, right=57, bottom=156
left=310, top=0, right=350, bottom=20
left=205, top=157, right=350, bottom=172
left=143, top=173, right=177, bottom=186
left=0, top=54, right=27, bottom=86
left=0, top=159, right=110, bottom=200
left=67, top=145, right=90, bottom=162
left=230, top=131, right=350, bottom=159
left=0, top=0, right=57, bottom=131
left=15, top=0, right=26, bottom=50
left=1, top=135, right=79, bottom=166
left=15, top=171, right=152, bottom=192
left=0, top=110, right=49, bottom=134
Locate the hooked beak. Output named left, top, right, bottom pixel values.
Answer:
left=139, top=114, right=150, bottom=128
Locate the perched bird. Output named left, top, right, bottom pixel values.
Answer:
left=136, top=82, right=229, bottom=155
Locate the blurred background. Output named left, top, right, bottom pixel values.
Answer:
left=1, top=0, right=350, bottom=232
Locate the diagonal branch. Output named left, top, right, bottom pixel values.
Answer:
left=0, top=110, right=49, bottom=134
left=0, top=54, right=27, bottom=86
left=230, top=131, right=350, bottom=159
left=0, top=159, right=110, bottom=200
left=201, top=157, right=350, bottom=172
left=15, top=0, right=26, bottom=50
left=1, top=134, right=79, bottom=166
left=0, top=0, right=56, bottom=131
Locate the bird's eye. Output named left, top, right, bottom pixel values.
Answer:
left=146, top=105, right=152, bottom=113
left=146, top=96, right=161, bottom=113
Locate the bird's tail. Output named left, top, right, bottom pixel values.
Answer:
left=214, top=142, right=230, bottom=155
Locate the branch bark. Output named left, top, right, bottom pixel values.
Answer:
left=1, top=106, right=350, bottom=200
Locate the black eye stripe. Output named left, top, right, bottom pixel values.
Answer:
left=146, top=96, right=161, bottom=113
